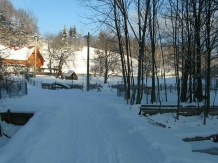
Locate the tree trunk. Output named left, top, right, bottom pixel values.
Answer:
left=136, top=0, right=151, bottom=104
left=193, top=0, right=203, bottom=102
left=205, top=0, right=212, bottom=119
left=150, top=0, right=156, bottom=103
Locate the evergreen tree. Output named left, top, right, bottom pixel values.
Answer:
left=69, top=26, right=77, bottom=38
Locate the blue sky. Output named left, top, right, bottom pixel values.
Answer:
left=10, top=0, right=93, bottom=36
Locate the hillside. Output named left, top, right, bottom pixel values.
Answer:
left=39, top=44, right=138, bottom=76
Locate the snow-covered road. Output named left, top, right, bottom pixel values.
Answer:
left=0, top=85, right=217, bottom=163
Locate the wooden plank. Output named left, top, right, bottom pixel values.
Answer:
left=183, top=134, right=218, bottom=142
left=140, top=104, right=218, bottom=116
left=141, top=104, right=182, bottom=108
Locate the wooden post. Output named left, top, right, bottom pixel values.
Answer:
left=7, top=109, right=11, bottom=124
left=177, top=79, right=180, bottom=120
left=87, top=32, right=90, bottom=91
left=25, top=82, right=28, bottom=95
left=0, top=123, right=2, bottom=137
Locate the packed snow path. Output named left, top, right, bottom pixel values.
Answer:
left=0, top=85, right=217, bottom=163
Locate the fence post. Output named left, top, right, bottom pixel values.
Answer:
left=16, top=81, right=19, bottom=93
left=25, top=81, right=28, bottom=95
left=6, top=79, right=8, bottom=94
left=0, top=123, right=2, bottom=137
left=7, top=109, right=11, bottom=124
left=9, top=85, right=11, bottom=98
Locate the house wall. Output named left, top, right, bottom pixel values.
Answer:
left=71, top=73, right=78, bottom=80
left=3, top=59, right=27, bottom=65
left=27, top=52, right=44, bottom=68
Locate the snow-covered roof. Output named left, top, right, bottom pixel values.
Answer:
left=0, top=45, right=35, bottom=60
left=7, top=47, right=35, bottom=60
left=64, top=70, right=75, bottom=77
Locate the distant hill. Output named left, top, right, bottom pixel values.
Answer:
left=39, top=45, right=138, bottom=76
left=0, top=42, right=138, bottom=77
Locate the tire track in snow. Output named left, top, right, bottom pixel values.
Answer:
left=47, top=90, right=120, bottom=163
left=77, top=92, right=161, bottom=163
left=69, top=93, right=120, bottom=163
left=2, top=89, right=164, bottom=163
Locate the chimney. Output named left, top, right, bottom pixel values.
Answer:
left=13, top=44, right=20, bottom=50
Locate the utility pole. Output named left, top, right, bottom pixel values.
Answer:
left=32, top=34, right=40, bottom=78
left=34, top=36, right=37, bottom=78
left=87, top=32, right=90, bottom=91
left=72, top=31, right=90, bottom=91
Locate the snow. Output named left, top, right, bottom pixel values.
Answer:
left=40, top=46, right=138, bottom=75
left=9, top=47, right=35, bottom=60
left=0, top=75, right=218, bottom=163
left=0, top=45, right=35, bottom=60
left=40, top=46, right=96, bottom=74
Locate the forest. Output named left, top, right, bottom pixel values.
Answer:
left=76, top=0, right=218, bottom=117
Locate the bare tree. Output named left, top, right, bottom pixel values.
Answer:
left=92, top=30, right=120, bottom=82
left=0, top=0, right=38, bottom=47
left=77, top=0, right=135, bottom=102
left=44, top=33, right=57, bottom=75
left=204, top=0, right=218, bottom=122
left=54, top=26, right=75, bottom=79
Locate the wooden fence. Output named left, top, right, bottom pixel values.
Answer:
left=0, top=110, right=34, bottom=125
left=139, top=105, right=218, bottom=116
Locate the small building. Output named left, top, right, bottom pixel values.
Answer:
left=1, top=46, right=45, bottom=74
left=64, top=70, right=78, bottom=80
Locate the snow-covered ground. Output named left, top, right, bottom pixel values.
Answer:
left=0, top=75, right=218, bottom=163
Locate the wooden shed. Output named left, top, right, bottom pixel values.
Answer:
left=64, top=70, right=78, bottom=80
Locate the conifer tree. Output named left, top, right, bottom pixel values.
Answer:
left=69, top=26, right=77, bottom=38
